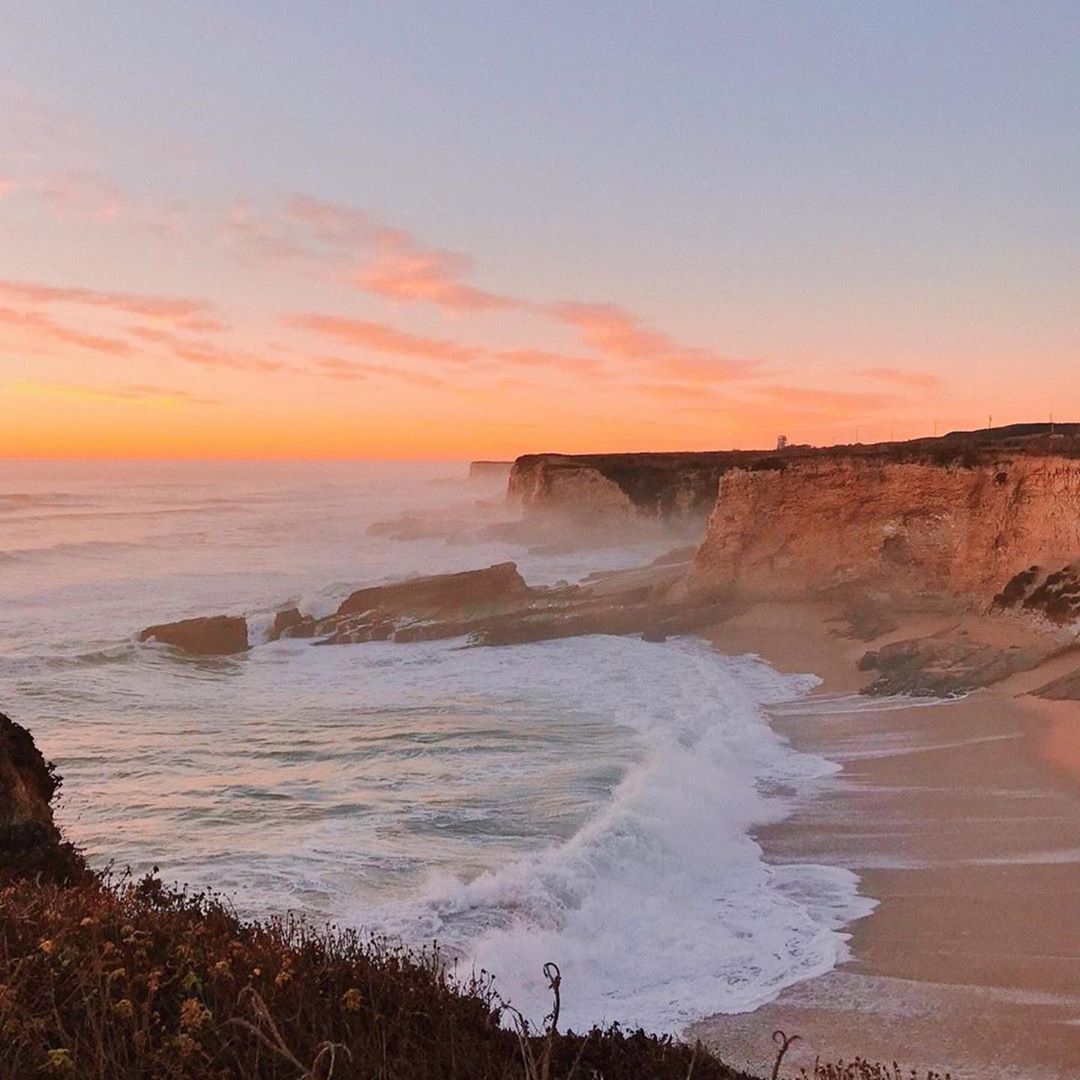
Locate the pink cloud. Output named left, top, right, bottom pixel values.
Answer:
left=355, top=245, right=516, bottom=311
left=0, top=305, right=133, bottom=357
left=549, top=302, right=755, bottom=384
left=289, top=312, right=477, bottom=364
left=548, top=302, right=676, bottom=360
left=0, top=279, right=217, bottom=323
left=284, top=195, right=516, bottom=312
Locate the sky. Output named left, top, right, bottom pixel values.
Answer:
left=1, top=2, right=1077, bottom=459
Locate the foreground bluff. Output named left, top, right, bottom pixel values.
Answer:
left=0, top=712, right=85, bottom=883
left=689, top=431, right=1080, bottom=606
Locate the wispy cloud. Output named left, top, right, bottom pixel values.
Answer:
left=0, top=279, right=218, bottom=325
left=289, top=312, right=478, bottom=364
left=0, top=306, right=133, bottom=357
left=9, top=379, right=218, bottom=407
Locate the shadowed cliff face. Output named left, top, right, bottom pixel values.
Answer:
left=0, top=712, right=85, bottom=883
left=508, top=451, right=755, bottom=520
left=689, top=450, right=1080, bottom=606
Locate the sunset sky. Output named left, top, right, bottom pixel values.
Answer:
left=1, top=3, right=1077, bottom=459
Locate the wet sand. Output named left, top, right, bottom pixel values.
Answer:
left=691, top=604, right=1080, bottom=1079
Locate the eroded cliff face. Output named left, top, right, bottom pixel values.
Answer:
left=690, top=451, right=1080, bottom=607
left=508, top=451, right=758, bottom=520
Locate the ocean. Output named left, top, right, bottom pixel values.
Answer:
left=0, top=459, right=871, bottom=1031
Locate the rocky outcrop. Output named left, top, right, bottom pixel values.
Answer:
left=337, top=563, right=530, bottom=618
left=690, top=436, right=1080, bottom=608
left=993, top=562, right=1080, bottom=625
left=321, top=563, right=537, bottom=644
left=296, top=556, right=704, bottom=647
left=140, top=615, right=249, bottom=655
left=508, top=451, right=768, bottom=520
left=467, top=460, right=513, bottom=481
left=1034, top=667, right=1080, bottom=700
left=269, top=608, right=316, bottom=641
left=858, top=634, right=1056, bottom=697
left=0, top=712, right=85, bottom=883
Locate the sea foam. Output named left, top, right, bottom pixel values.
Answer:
left=359, top=635, right=872, bottom=1032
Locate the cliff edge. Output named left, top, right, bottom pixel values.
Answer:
left=688, top=431, right=1080, bottom=607
left=0, top=711, right=85, bottom=883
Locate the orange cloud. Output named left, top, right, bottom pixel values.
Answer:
left=289, top=312, right=477, bottom=364
left=548, top=302, right=677, bottom=360
left=0, top=177, right=14, bottom=199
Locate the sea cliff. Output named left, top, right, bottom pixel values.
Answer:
left=689, top=444, right=1080, bottom=605
left=508, top=450, right=764, bottom=520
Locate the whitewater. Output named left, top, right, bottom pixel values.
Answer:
left=0, top=459, right=872, bottom=1032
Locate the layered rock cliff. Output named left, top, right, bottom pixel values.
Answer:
left=508, top=451, right=765, bottom=520
left=689, top=431, right=1080, bottom=608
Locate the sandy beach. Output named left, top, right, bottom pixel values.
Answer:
left=691, top=604, right=1080, bottom=1079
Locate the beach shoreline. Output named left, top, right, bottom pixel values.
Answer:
left=689, top=603, right=1080, bottom=1079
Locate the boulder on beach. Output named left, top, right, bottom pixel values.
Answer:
left=139, top=615, right=249, bottom=655
left=0, top=711, right=85, bottom=883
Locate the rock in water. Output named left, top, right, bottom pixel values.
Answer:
left=140, top=615, right=249, bottom=655
left=0, top=711, right=85, bottom=883
left=336, top=562, right=530, bottom=619
left=268, top=608, right=316, bottom=641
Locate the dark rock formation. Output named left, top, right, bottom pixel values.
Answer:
left=0, top=712, right=85, bottom=883
left=269, top=608, right=316, bottom=641
left=1033, top=667, right=1080, bottom=700
left=337, top=562, right=531, bottom=619
left=859, top=635, right=1052, bottom=697
left=993, top=562, right=1080, bottom=625
left=305, top=558, right=716, bottom=648
left=140, top=615, right=249, bottom=655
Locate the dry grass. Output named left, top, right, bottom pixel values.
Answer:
left=0, top=869, right=755, bottom=1080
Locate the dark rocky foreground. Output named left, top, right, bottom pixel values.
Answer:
left=0, top=711, right=85, bottom=884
